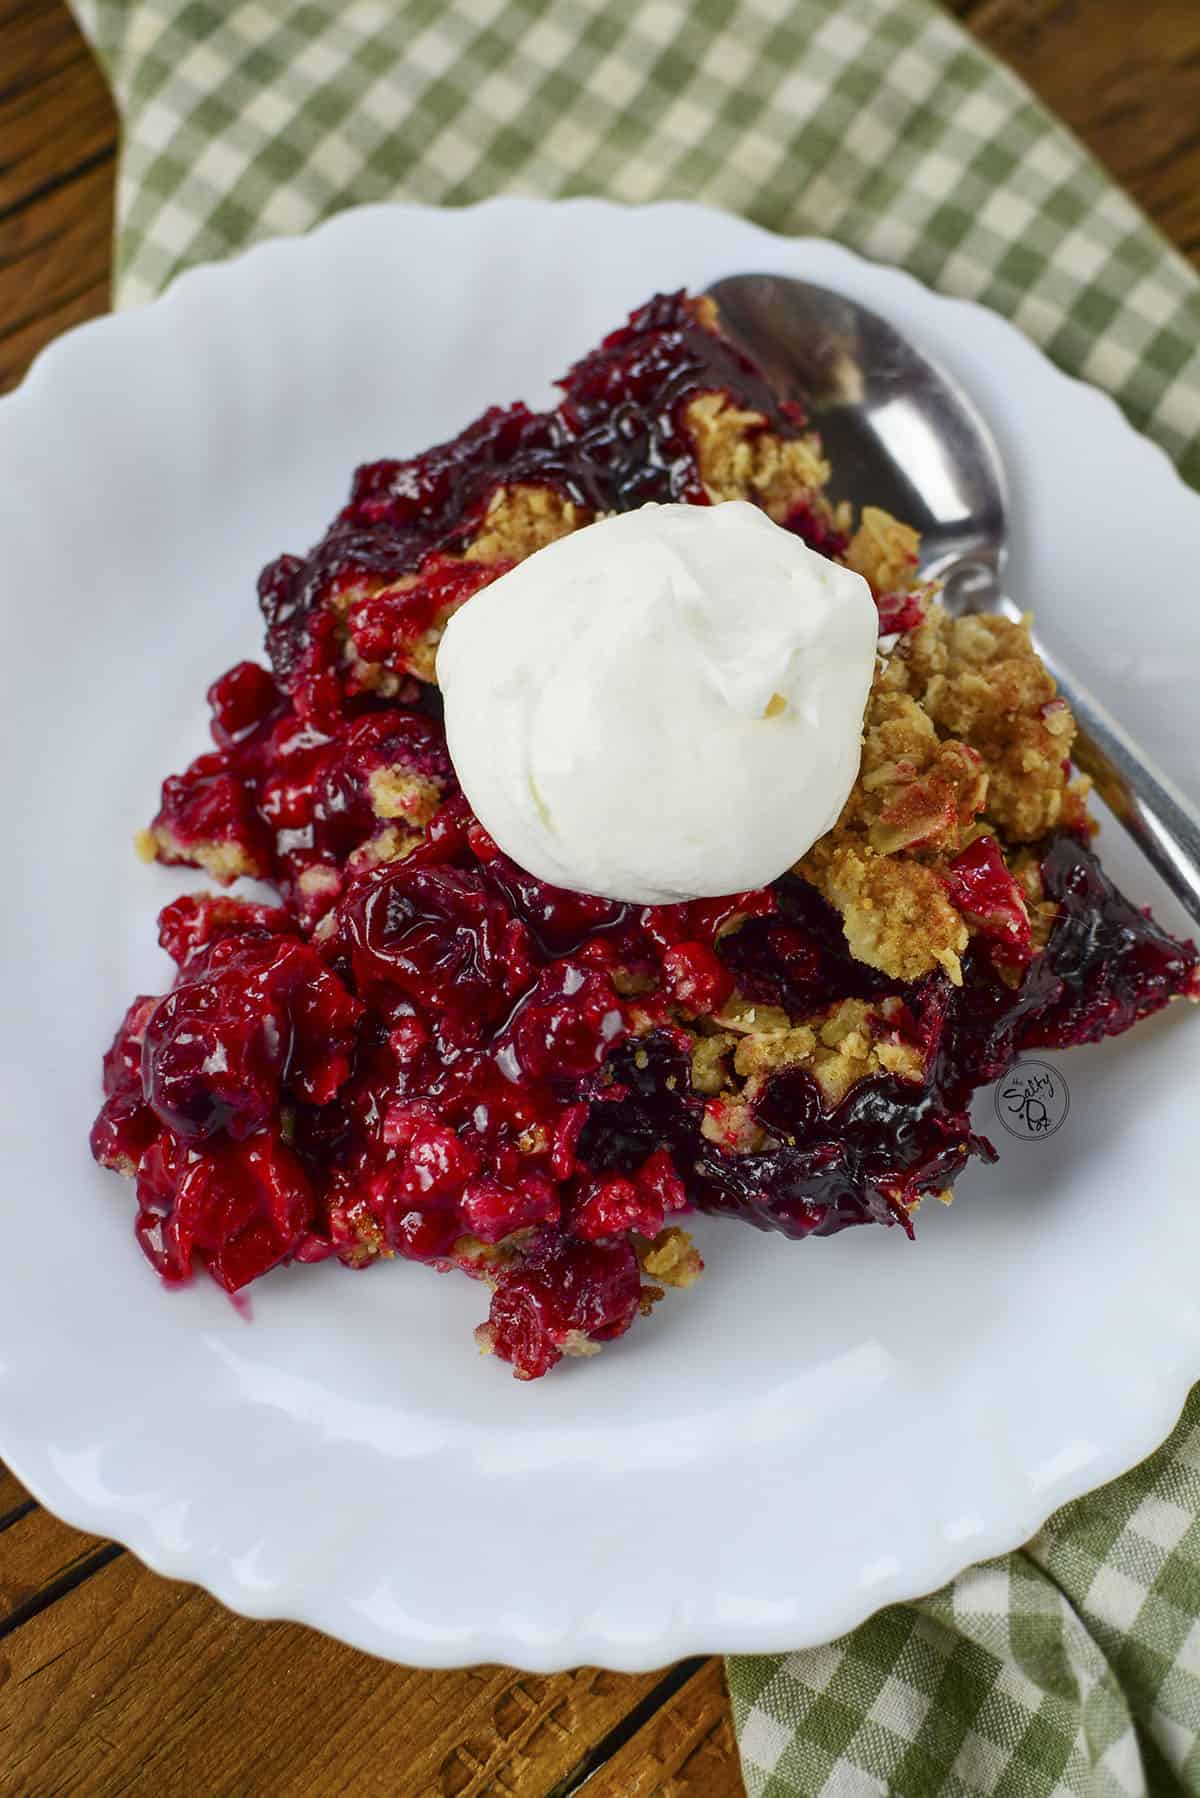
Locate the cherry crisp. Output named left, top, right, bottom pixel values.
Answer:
left=91, top=293, right=1199, bottom=1378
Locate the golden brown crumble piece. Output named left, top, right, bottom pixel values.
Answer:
left=845, top=506, right=921, bottom=597
left=899, top=607, right=1075, bottom=841
left=367, top=765, right=443, bottom=826
left=346, top=823, right=423, bottom=875
left=461, top=482, right=585, bottom=566
left=454, top=1227, right=544, bottom=1277
left=296, top=864, right=342, bottom=906
left=453, top=1234, right=507, bottom=1274
left=135, top=823, right=268, bottom=885
left=683, top=390, right=843, bottom=527
left=705, top=995, right=926, bottom=1120
left=690, top=293, right=722, bottom=333
left=748, top=998, right=925, bottom=1107
left=101, top=1146, right=139, bottom=1177
left=636, top=1284, right=665, bottom=1319
left=858, top=687, right=989, bottom=855
left=637, top=1227, right=704, bottom=1288
left=685, top=295, right=847, bottom=531
left=334, top=1204, right=387, bottom=1269
left=700, top=1092, right=768, bottom=1154
left=731, top=1022, right=819, bottom=1081
left=799, top=601, right=1084, bottom=983
left=1062, top=775, right=1095, bottom=838
left=690, top=1028, right=738, bottom=1095
left=712, top=995, right=791, bottom=1034
left=804, top=842, right=970, bottom=985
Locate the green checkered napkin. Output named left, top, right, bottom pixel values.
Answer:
left=69, top=2, right=1200, bottom=1791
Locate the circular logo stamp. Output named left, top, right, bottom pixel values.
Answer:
left=994, top=1059, right=1070, bottom=1141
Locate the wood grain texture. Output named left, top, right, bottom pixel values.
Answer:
left=0, top=272, right=109, bottom=387
left=0, top=1541, right=675, bottom=1798
left=583, top=1660, right=741, bottom=1797
left=0, top=0, right=116, bottom=391
left=0, top=1467, right=33, bottom=1528
left=1, top=2, right=1199, bottom=1793
left=0, top=0, right=94, bottom=101
left=1, top=160, right=114, bottom=325
left=964, top=0, right=1200, bottom=261
left=0, top=39, right=115, bottom=213
left=0, top=1507, right=113, bottom=1632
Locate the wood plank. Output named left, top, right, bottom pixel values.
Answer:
left=0, top=157, right=114, bottom=348
left=0, top=0, right=116, bottom=391
left=0, top=1465, right=31, bottom=1523
left=0, top=1548, right=676, bottom=1797
left=965, top=0, right=1200, bottom=265
left=578, top=1659, right=740, bottom=1797
left=0, top=1502, right=113, bottom=1632
left=0, top=0, right=94, bottom=106
left=0, top=271, right=109, bottom=390
left=0, top=43, right=116, bottom=216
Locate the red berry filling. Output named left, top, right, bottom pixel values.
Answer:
left=482, top=1235, right=645, bottom=1381
left=945, top=835, right=1033, bottom=972
left=135, top=1131, right=323, bottom=1293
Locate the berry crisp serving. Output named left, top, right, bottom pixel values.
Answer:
left=90, top=292, right=1200, bottom=1379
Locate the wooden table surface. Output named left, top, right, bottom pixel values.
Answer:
left=2, top=2, right=1198, bottom=1791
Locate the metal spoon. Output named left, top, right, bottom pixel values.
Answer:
left=708, top=272, right=1200, bottom=929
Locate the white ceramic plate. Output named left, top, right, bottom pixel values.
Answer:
left=1, top=200, right=1198, bottom=1673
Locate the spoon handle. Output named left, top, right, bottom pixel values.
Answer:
left=995, top=598, right=1200, bottom=931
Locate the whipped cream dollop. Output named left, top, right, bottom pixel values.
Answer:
left=436, top=500, right=878, bottom=904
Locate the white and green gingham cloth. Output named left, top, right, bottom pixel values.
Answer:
left=68, top=3, right=1200, bottom=1791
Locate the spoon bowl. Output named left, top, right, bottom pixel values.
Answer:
left=708, top=273, right=1008, bottom=595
